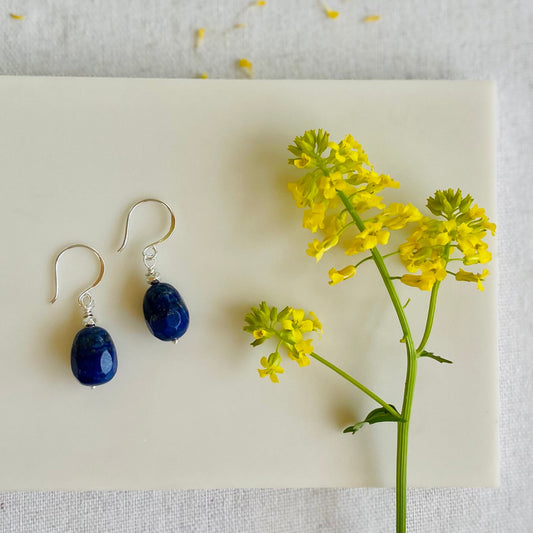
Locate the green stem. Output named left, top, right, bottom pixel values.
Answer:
left=416, top=244, right=449, bottom=354
left=354, top=255, right=374, bottom=269
left=309, top=352, right=400, bottom=419
left=354, top=251, right=399, bottom=270
left=336, top=190, right=417, bottom=533
left=416, top=282, right=440, bottom=353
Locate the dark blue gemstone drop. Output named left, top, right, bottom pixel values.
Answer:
left=143, top=281, right=190, bottom=342
left=71, top=326, right=118, bottom=386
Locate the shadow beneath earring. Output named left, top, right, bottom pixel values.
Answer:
left=46, top=306, right=81, bottom=380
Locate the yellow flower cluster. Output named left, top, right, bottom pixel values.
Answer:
left=287, top=131, right=495, bottom=293
left=243, top=302, right=322, bottom=383
left=287, top=130, right=422, bottom=283
left=399, top=189, right=495, bottom=291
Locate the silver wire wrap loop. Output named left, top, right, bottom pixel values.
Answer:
left=50, top=244, right=105, bottom=326
left=116, top=199, right=176, bottom=284
left=143, top=246, right=159, bottom=282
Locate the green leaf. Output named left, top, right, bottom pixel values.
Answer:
left=343, top=405, right=402, bottom=435
left=418, top=350, right=453, bottom=364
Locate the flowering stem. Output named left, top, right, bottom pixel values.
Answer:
left=417, top=244, right=449, bottom=354
left=309, top=352, right=400, bottom=419
left=416, top=281, right=440, bottom=353
left=336, top=189, right=417, bottom=533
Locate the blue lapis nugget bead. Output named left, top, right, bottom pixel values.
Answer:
left=71, top=326, right=118, bottom=386
left=143, top=280, right=190, bottom=342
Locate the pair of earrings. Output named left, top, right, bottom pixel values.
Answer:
left=50, top=199, right=190, bottom=388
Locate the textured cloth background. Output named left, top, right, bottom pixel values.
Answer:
left=1, top=1, right=532, bottom=532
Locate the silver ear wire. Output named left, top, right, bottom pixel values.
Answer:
left=50, top=244, right=105, bottom=326
left=116, top=198, right=176, bottom=283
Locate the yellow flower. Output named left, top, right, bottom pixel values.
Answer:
left=462, top=243, right=492, bottom=265
left=302, top=202, right=327, bottom=232
left=287, top=351, right=310, bottom=367
left=282, top=309, right=313, bottom=336
left=306, top=235, right=339, bottom=262
left=253, top=329, right=269, bottom=339
left=399, top=217, right=451, bottom=274
left=309, top=311, right=323, bottom=334
left=307, top=239, right=325, bottom=261
left=455, top=268, right=490, bottom=291
left=351, top=191, right=385, bottom=213
left=381, top=203, right=422, bottom=230
left=469, top=205, right=496, bottom=235
left=294, top=153, right=311, bottom=169
left=483, top=219, right=497, bottom=236
left=319, top=171, right=348, bottom=199
left=328, top=265, right=356, bottom=285
left=342, top=134, right=360, bottom=150
left=287, top=339, right=313, bottom=367
left=400, top=272, right=437, bottom=291
left=287, top=181, right=307, bottom=207
left=345, top=221, right=389, bottom=255
left=322, top=212, right=346, bottom=240
left=401, top=260, right=447, bottom=291
left=295, top=339, right=313, bottom=354
left=258, top=353, right=284, bottom=383
left=365, top=172, right=400, bottom=191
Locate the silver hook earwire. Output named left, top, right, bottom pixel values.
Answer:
left=116, top=198, right=176, bottom=255
left=50, top=244, right=105, bottom=309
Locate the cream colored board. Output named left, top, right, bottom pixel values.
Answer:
left=0, top=78, right=497, bottom=489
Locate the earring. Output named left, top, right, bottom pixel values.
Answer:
left=50, top=244, right=118, bottom=387
left=117, top=199, right=190, bottom=343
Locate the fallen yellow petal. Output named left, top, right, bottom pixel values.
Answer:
left=10, top=13, right=25, bottom=20
left=238, top=58, right=254, bottom=77
left=196, top=28, right=205, bottom=49
left=254, top=0, right=266, bottom=6
left=235, top=23, right=246, bottom=28
left=200, top=72, right=208, bottom=79
left=364, top=15, right=381, bottom=23
left=322, top=2, right=338, bottom=18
